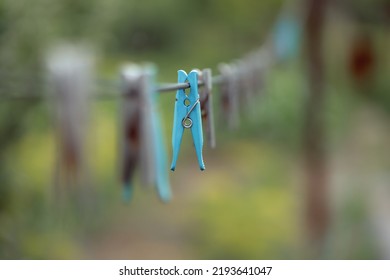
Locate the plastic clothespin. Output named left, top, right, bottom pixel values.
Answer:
left=120, top=64, right=171, bottom=202
left=252, top=49, right=268, bottom=95
left=273, top=12, right=301, bottom=61
left=235, top=59, right=252, bottom=110
left=46, top=44, right=93, bottom=200
left=198, top=68, right=216, bottom=149
left=250, top=52, right=262, bottom=94
left=171, top=70, right=205, bottom=171
left=244, top=54, right=259, bottom=100
left=218, top=63, right=239, bottom=130
left=120, top=64, right=155, bottom=201
left=144, top=64, right=171, bottom=202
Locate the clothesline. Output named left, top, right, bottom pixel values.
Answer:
left=0, top=73, right=222, bottom=98
left=0, top=0, right=301, bottom=204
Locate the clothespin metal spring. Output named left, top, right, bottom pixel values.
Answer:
left=182, top=98, right=200, bottom=128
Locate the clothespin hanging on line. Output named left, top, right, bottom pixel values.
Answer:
left=250, top=51, right=265, bottom=95
left=234, top=59, right=253, bottom=111
left=250, top=48, right=271, bottom=95
left=243, top=53, right=261, bottom=98
left=147, top=65, right=172, bottom=202
left=198, top=68, right=216, bottom=149
left=46, top=44, right=93, bottom=201
left=120, top=64, right=171, bottom=202
left=171, top=70, right=205, bottom=171
left=272, top=12, right=301, bottom=62
left=218, top=63, right=239, bottom=130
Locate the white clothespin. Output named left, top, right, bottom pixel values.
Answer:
left=46, top=44, right=94, bottom=203
left=218, top=63, right=239, bottom=130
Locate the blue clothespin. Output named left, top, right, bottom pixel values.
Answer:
left=171, top=70, right=205, bottom=171
left=145, top=64, right=172, bottom=202
left=273, top=13, right=301, bottom=61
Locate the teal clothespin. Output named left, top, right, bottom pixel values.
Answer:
left=171, top=70, right=205, bottom=171
left=273, top=13, right=301, bottom=61
left=144, top=64, right=172, bottom=202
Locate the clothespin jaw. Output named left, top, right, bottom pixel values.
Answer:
left=199, top=68, right=216, bottom=148
left=171, top=70, right=205, bottom=171
left=218, top=63, right=239, bottom=130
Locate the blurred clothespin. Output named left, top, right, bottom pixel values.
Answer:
left=120, top=64, right=171, bottom=202
left=46, top=44, right=93, bottom=200
left=171, top=70, right=205, bottom=171
left=218, top=63, right=239, bottom=130
left=145, top=64, right=171, bottom=202
left=235, top=59, right=252, bottom=110
left=272, top=12, right=301, bottom=61
left=245, top=53, right=260, bottom=97
left=198, top=68, right=216, bottom=149
left=252, top=49, right=270, bottom=95
left=120, top=64, right=155, bottom=200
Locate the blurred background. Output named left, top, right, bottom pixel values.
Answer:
left=0, top=0, right=389, bottom=259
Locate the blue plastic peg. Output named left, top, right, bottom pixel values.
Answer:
left=145, top=65, right=172, bottom=202
left=171, top=70, right=205, bottom=171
